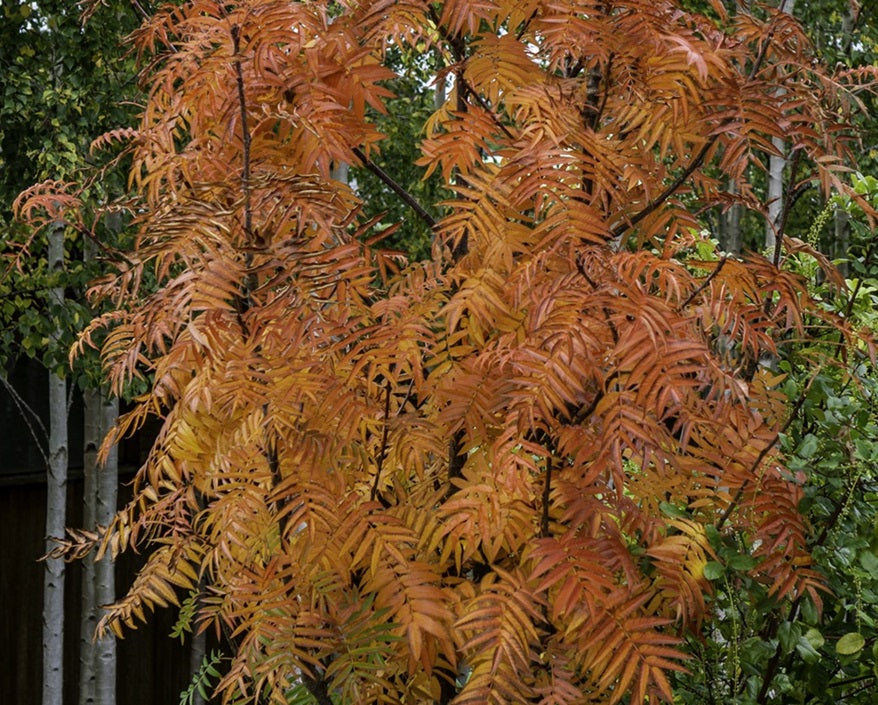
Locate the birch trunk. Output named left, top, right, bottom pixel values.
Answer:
left=765, top=0, right=795, bottom=253
left=95, top=395, right=118, bottom=705
left=765, top=134, right=785, bottom=253
left=43, top=221, right=68, bottom=705
left=81, top=211, right=120, bottom=705
left=719, top=179, right=743, bottom=255
left=79, top=388, right=101, bottom=705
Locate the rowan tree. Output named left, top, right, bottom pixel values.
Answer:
left=20, top=1, right=878, bottom=703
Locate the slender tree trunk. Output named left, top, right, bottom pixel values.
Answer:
left=81, top=212, right=120, bottom=705
left=79, top=389, right=101, bottom=705
left=719, top=179, right=742, bottom=255
left=78, top=391, right=119, bottom=705
left=330, top=162, right=349, bottom=185
left=43, top=221, right=68, bottom=705
left=94, top=394, right=118, bottom=705
left=765, top=0, right=795, bottom=253
left=765, top=136, right=785, bottom=252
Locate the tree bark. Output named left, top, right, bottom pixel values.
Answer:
left=765, top=134, right=786, bottom=252
left=79, top=388, right=101, bottom=705
left=189, top=628, right=207, bottom=705
left=43, top=221, right=68, bottom=705
left=765, top=0, right=795, bottom=252
left=719, top=179, right=742, bottom=255
left=95, top=395, right=118, bottom=705
left=81, top=211, right=120, bottom=705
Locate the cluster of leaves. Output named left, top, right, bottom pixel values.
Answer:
left=180, top=650, right=225, bottom=705
left=22, top=1, right=878, bottom=704
left=0, top=0, right=140, bottom=380
left=675, top=174, right=878, bottom=705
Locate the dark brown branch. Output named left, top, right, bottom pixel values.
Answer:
left=681, top=256, right=729, bottom=309
left=612, top=18, right=781, bottom=241
left=446, top=430, right=466, bottom=499
left=230, top=25, right=252, bottom=240
left=300, top=670, right=334, bottom=705
left=611, top=138, right=715, bottom=240
left=351, top=146, right=436, bottom=230
left=370, top=381, right=393, bottom=503
left=771, top=149, right=802, bottom=268
left=515, top=9, right=539, bottom=41
left=426, top=5, right=515, bottom=142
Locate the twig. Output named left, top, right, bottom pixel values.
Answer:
left=0, top=375, right=50, bottom=468
left=540, top=456, right=553, bottom=538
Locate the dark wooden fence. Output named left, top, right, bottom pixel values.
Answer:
left=1, top=359, right=215, bottom=704
left=1, top=477, right=206, bottom=705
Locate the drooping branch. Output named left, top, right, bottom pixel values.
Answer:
left=716, top=367, right=820, bottom=531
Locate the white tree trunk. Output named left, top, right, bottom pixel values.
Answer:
left=719, top=179, right=742, bottom=255
left=81, top=211, right=120, bottom=705
left=79, top=389, right=101, bottom=705
left=331, top=162, right=349, bottom=185
left=765, top=135, right=785, bottom=253
left=43, top=221, right=68, bottom=705
left=765, top=0, right=795, bottom=253
left=95, top=395, right=118, bottom=705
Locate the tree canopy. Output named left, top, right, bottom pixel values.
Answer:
left=18, top=1, right=878, bottom=704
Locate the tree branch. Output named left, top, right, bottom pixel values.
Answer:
left=351, top=146, right=436, bottom=230
left=716, top=367, right=820, bottom=531
left=612, top=16, right=782, bottom=241
left=230, top=25, right=252, bottom=240
left=681, top=256, right=729, bottom=309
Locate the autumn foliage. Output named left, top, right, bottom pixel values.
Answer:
left=19, top=1, right=877, bottom=703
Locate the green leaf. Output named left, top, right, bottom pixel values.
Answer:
left=703, top=562, right=724, bottom=580
left=778, top=621, right=800, bottom=655
left=836, top=632, right=865, bottom=655
left=798, top=434, right=819, bottom=458
left=795, top=637, right=821, bottom=665
left=659, top=501, right=687, bottom=518
left=859, top=550, right=878, bottom=578
left=803, top=628, right=824, bottom=651
left=728, top=554, right=757, bottom=571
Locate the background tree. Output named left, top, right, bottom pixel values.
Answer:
left=25, top=1, right=878, bottom=704
left=0, top=3, right=139, bottom=705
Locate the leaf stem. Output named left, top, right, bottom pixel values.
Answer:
left=540, top=456, right=553, bottom=538
left=370, top=381, right=392, bottom=504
